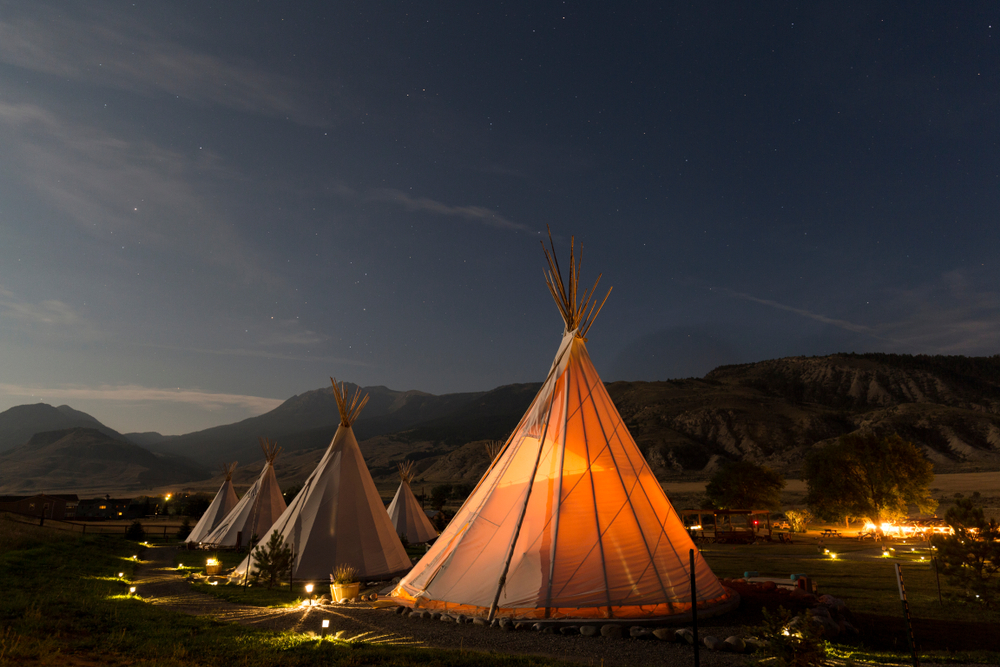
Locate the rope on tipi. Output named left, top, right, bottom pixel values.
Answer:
left=259, top=437, right=282, bottom=464
left=541, top=226, right=612, bottom=338
left=222, top=462, right=237, bottom=481
left=331, top=377, right=369, bottom=426
left=484, top=440, right=504, bottom=461
left=398, top=460, right=415, bottom=484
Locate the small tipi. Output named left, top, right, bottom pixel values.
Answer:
left=393, top=233, right=737, bottom=622
left=387, top=461, right=438, bottom=544
left=201, top=439, right=287, bottom=548
left=231, top=380, right=411, bottom=582
left=186, top=462, right=239, bottom=544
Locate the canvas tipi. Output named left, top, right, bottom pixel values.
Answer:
left=186, top=462, right=239, bottom=544
left=387, top=461, right=438, bottom=544
left=231, top=380, right=411, bottom=582
left=201, top=439, right=287, bottom=548
left=392, top=234, right=737, bottom=622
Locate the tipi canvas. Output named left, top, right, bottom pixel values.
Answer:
left=186, top=462, right=239, bottom=544
left=231, top=380, right=411, bottom=582
left=202, top=439, right=286, bottom=548
left=393, top=234, right=737, bottom=622
left=387, top=462, right=437, bottom=544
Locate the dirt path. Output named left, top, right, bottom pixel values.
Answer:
left=134, top=545, right=748, bottom=667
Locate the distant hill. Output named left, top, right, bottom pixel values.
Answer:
left=145, top=383, right=486, bottom=467
left=354, top=353, right=1000, bottom=486
left=0, top=404, right=128, bottom=453
left=9, top=352, right=1000, bottom=496
left=0, top=428, right=208, bottom=494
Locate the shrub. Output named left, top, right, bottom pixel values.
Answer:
left=785, top=509, right=812, bottom=533
left=753, top=606, right=827, bottom=667
left=125, top=520, right=146, bottom=541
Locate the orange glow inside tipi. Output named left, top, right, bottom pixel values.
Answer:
left=392, top=234, right=737, bottom=621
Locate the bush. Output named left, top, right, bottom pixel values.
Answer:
left=125, top=520, right=146, bottom=541
left=753, top=606, right=827, bottom=667
left=785, top=509, right=812, bottom=533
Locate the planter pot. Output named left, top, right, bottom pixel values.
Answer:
left=331, top=582, right=360, bottom=601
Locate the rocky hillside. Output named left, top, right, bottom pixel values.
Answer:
left=362, top=353, right=1000, bottom=486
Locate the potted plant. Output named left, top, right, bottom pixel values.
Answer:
left=330, top=564, right=360, bottom=601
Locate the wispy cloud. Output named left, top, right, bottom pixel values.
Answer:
left=255, top=319, right=327, bottom=347
left=0, top=101, right=269, bottom=282
left=713, top=287, right=877, bottom=335
left=713, top=270, right=1000, bottom=356
left=0, top=287, right=79, bottom=327
left=874, top=270, right=1000, bottom=355
left=136, top=342, right=369, bottom=367
left=0, top=383, right=284, bottom=413
left=368, top=188, right=531, bottom=232
left=0, top=4, right=334, bottom=127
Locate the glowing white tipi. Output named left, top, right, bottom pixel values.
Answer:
left=231, top=380, right=411, bottom=582
left=387, top=461, right=437, bottom=544
left=185, top=462, right=239, bottom=544
left=201, top=439, right=286, bottom=548
left=392, top=233, right=737, bottom=622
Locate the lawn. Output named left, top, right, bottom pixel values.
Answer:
left=4, top=514, right=999, bottom=665
left=0, top=515, right=574, bottom=667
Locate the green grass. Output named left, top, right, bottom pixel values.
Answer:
left=191, top=580, right=305, bottom=608
left=700, top=536, right=1000, bottom=664
left=699, top=537, right=998, bottom=624
left=0, top=515, right=575, bottom=667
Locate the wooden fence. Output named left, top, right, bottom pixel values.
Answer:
left=1, top=510, right=183, bottom=540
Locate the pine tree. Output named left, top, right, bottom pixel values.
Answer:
left=251, top=530, right=293, bottom=589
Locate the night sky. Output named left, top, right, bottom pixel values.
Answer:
left=1, top=2, right=997, bottom=435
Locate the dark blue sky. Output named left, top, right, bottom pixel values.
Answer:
left=0, top=2, right=997, bottom=434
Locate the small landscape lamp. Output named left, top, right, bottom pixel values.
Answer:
left=129, top=586, right=136, bottom=595
left=321, top=619, right=330, bottom=637
left=118, top=572, right=124, bottom=578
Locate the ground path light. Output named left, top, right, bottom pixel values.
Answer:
left=129, top=586, right=136, bottom=595
left=321, top=619, right=329, bottom=638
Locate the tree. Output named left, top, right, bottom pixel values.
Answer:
left=705, top=460, right=785, bottom=511
left=176, top=517, right=192, bottom=541
left=932, top=498, right=1000, bottom=607
left=251, top=530, right=293, bottom=589
left=804, top=431, right=936, bottom=524
left=430, top=484, right=453, bottom=511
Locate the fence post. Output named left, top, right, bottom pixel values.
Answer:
left=690, top=549, right=700, bottom=667
left=894, top=563, right=920, bottom=667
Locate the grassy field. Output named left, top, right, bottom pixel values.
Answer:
left=4, top=511, right=999, bottom=665
left=0, top=515, right=575, bottom=667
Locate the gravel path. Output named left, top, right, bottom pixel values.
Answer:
left=134, top=545, right=750, bottom=667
